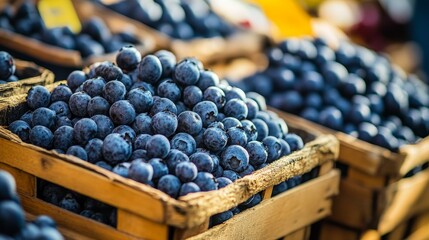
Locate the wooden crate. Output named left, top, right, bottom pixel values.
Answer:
left=90, top=0, right=268, bottom=64
left=0, top=0, right=155, bottom=68
left=316, top=221, right=381, bottom=240
left=0, top=82, right=339, bottom=239
left=275, top=111, right=429, bottom=234
left=0, top=59, right=54, bottom=98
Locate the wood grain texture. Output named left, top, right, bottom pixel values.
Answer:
left=187, top=170, right=340, bottom=240
left=0, top=162, right=35, bottom=197
left=318, top=222, right=360, bottom=240
left=281, top=227, right=310, bottom=240
left=117, top=209, right=169, bottom=240
left=408, top=212, right=429, bottom=240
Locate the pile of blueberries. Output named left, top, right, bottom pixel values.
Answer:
left=237, top=38, right=429, bottom=151
left=8, top=47, right=305, bottom=226
left=0, top=51, right=17, bottom=84
left=102, top=0, right=235, bottom=39
left=0, top=1, right=141, bottom=57
left=0, top=170, right=64, bottom=239
left=38, top=180, right=116, bottom=227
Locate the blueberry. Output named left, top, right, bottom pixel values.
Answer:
left=103, top=80, right=126, bottom=104
left=95, top=161, right=113, bottom=171
left=193, top=172, right=217, bottom=191
left=116, top=46, right=142, bottom=72
left=73, top=118, right=97, bottom=146
left=284, top=134, right=304, bottom=152
left=20, top=111, right=33, bottom=126
left=0, top=51, right=15, bottom=79
left=148, top=158, right=168, bottom=180
left=151, top=111, right=178, bottom=137
left=216, top=177, right=233, bottom=189
left=112, top=162, right=131, bottom=178
left=82, top=77, right=106, bottom=97
left=165, top=149, right=190, bottom=173
left=8, top=120, right=31, bottom=142
left=262, top=136, right=281, bottom=163
left=119, top=74, right=133, bottom=91
left=177, top=111, right=203, bottom=136
left=138, top=55, right=162, bottom=84
left=341, top=74, right=366, bottom=97
left=146, top=134, right=170, bottom=159
left=67, top=145, right=88, bottom=161
left=251, top=119, right=268, bottom=142
left=241, top=120, right=258, bottom=142
left=0, top=201, right=25, bottom=236
left=246, top=92, right=267, bottom=111
left=51, top=84, right=72, bottom=102
left=87, top=96, right=110, bottom=116
left=157, top=174, right=181, bottom=198
left=133, top=134, right=151, bottom=150
left=53, top=126, right=74, bottom=151
left=208, top=121, right=225, bottom=129
left=66, top=71, right=87, bottom=92
left=226, top=127, right=247, bottom=146
left=204, top=86, right=226, bottom=109
left=112, top=125, right=136, bottom=142
left=193, top=101, right=218, bottom=127
left=69, top=92, right=91, bottom=117
left=222, top=117, right=242, bottom=130
left=94, top=61, right=123, bottom=81
left=179, top=182, right=200, bottom=197
left=221, top=145, right=249, bottom=172
left=31, top=107, right=56, bottom=129
left=198, top=70, right=219, bottom=91
left=150, top=97, right=177, bottom=115
left=129, top=159, right=153, bottom=184
left=155, top=50, right=176, bottom=78
left=157, top=79, right=182, bottom=102
left=189, top=152, right=214, bottom=172
left=222, top=170, right=240, bottom=182
left=358, top=122, right=378, bottom=143
left=299, top=71, right=324, bottom=92
left=279, top=139, right=291, bottom=157
left=246, top=141, right=268, bottom=166
left=91, top=115, right=114, bottom=139
left=130, top=149, right=148, bottom=161
left=102, top=133, right=132, bottom=165
left=85, top=138, right=104, bottom=163
left=239, top=164, right=255, bottom=177
left=175, top=161, right=198, bottom=182
left=30, top=125, right=53, bottom=149
left=348, top=104, right=371, bottom=124
left=110, top=100, right=136, bottom=125
left=0, top=170, right=15, bottom=201
left=26, top=86, right=51, bottom=110
left=224, top=99, right=248, bottom=120
left=59, top=193, right=81, bottom=213
left=49, top=101, right=70, bottom=118
left=170, top=133, right=196, bottom=156
left=174, top=58, right=200, bottom=86
left=203, top=127, right=228, bottom=152
left=210, top=211, right=233, bottom=227
left=132, top=113, right=153, bottom=135
left=126, top=88, right=153, bottom=113
left=319, top=107, right=343, bottom=131
left=181, top=86, right=202, bottom=108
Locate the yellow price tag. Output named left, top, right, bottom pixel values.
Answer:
left=248, top=0, right=314, bottom=40
left=38, top=0, right=81, bottom=33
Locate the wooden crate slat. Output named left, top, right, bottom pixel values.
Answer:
left=281, top=227, right=310, bottom=240
left=187, top=170, right=339, bottom=240
left=318, top=222, right=360, bottom=240
left=408, top=212, right=429, bottom=240
left=377, top=168, right=429, bottom=234
left=329, top=179, right=373, bottom=229
left=0, top=162, right=35, bottom=197
left=347, top=168, right=387, bottom=190
left=117, top=209, right=169, bottom=240
left=0, top=138, right=166, bottom=224
left=21, top=195, right=139, bottom=240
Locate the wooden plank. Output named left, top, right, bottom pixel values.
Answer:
left=318, top=222, right=359, bottom=240
left=347, top=168, right=387, bottom=190
left=329, top=179, right=374, bottom=229
left=0, top=138, right=166, bottom=224
left=319, top=160, right=334, bottom=176
left=262, top=186, right=273, bottom=200
left=378, top=168, right=429, bottom=234
left=281, top=227, right=309, bottom=240
left=0, top=162, right=36, bottom=197
left=360, top=230, right=381, bottom=240
left=173, top=220, right=209, bottom=240
left=385, top=222, right=407, bottom=240
left=408, top=212, right=429, bottom=240
left=399, top=137, right=429, bottom=176
left=117, top=209, right=169, bottom=240
left=187, top=170, right=340, bottom=240
left=21, top=195, right=139, bottom=240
